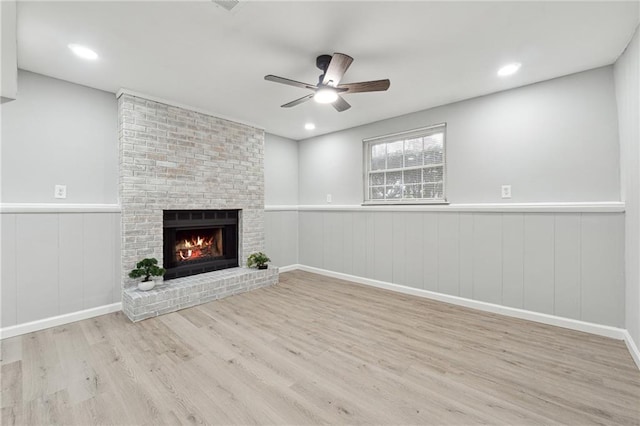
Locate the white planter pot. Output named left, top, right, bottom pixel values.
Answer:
left=137, top=280, right=155, bottom=291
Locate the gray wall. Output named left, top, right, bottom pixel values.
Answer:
left=264, top=133, right=298, bottom=205
left=1, top=71, right=120, bottom=329
left=289, top=65, right=628, bottom=330
left=298, top=66, right=620, bottom=205
left=298, top=210, right=625, bottom=327
left=264, top=133, right=299, bottom=267
left=0, top=66, right=630, bottom=336
left=615, top=26, right=640, bottom=347
left=1, top=0, right=17, bottom=101
left=1, top=70, right=118, bottom=203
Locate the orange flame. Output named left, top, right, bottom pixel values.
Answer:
left=176, top=234, right=217, bottom=261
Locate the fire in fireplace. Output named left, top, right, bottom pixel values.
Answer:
left=175, top=228, right=223, bottom=263
left=163, top=210, right=239, bottom=280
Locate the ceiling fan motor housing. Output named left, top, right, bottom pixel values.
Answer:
left=316, top=55, right=333, bottom=86
left=316, top=54, right=333, bottom=72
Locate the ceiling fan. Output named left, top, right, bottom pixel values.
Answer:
left=264, top=53, right=390, bottom=112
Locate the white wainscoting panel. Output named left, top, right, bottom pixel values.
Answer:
left=524, top=214, right=555, bottom=315
left=83, top=214, right=118, bottom=309
left=323, top=212, right=344, bottom=274
left=391, top=213, right=406, bottom=286
left=501, top=213, right=524, bottom=309
left=351, top=212, right=367, bottom=279
left=364, top=212, right=376, bottom=280
left=473, top=214, right=503, bottom=304
left=59, top=214, right=85, bottom=314
left=437, top=212, right=459, bottom=296
left=422, top=212, right=439, bottom=292
left=0, top=212, right=121, bottom=329
left=342, top=212, right=355, bottom=276
left=17, top=214, right=60, bottom=324
left=403, top=212, right=423, bottom=289
left=1, top=214, right=18, bottom=327
left=298, top=210, right=625, bottom=327
left=373, top=212, right=394, bottom=284
left=459, top=213, right=474, bottom=299
left=264, top=210, right=298, bottom=268
left=581, top=213, right=625, bottom=327
left=554, top=214, right=581, bottom=320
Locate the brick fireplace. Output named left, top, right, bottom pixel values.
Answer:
left=117, top=91, right=277, bottom=321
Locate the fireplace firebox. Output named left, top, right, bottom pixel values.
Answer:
left=163, top=209, right=239, bottom=280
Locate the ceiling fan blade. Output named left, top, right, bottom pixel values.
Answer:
left=265, top=75, right=317, bottom=91
left=281, top=94, right=314, bottom=108
left=322, top=53, right=354, bottom=87
left=337, top=79, right=390, bottom=93
left=332, top=95, right=351, bottom=112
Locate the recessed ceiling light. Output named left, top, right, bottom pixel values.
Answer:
left=497, top=62, right=521, bottom=77
left=314, top=88, right=338, bottom=104
left=304, top=123, right=316, bottom=130
left=68, top=44, right=98, bottom=60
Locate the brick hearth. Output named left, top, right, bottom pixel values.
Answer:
left=123, top=267, right=279, bottom=322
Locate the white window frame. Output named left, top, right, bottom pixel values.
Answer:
left=362, top=123, right=447, bottom=205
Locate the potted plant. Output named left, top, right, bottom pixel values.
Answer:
left=247, top=252, right=270, bottom=269
left=129, top=258, right=166, bottom=291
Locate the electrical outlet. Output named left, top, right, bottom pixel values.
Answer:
left=54, top=184, right=67, bottom=199
left=326, top=194, right=332, bottom=203
left=501, top=185, right=512, bottom=199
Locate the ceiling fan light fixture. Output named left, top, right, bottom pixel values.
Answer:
left=314, top=87, right=338, bottom=104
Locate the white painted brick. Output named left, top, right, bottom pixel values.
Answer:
left=118, top=94, right=269, bottom=320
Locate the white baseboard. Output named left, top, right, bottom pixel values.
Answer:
left=4, top=268, right=638, bottom=371
left=289, top=265, right=628, bottom=341
left=278, top=264, right=301, bottom=273
left=0, top=303, right=122, bottom=340
left=622, top=330, right=640, bottom=370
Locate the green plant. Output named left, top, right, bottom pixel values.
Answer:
left=247, top=252, right=271, bottom=268
left=129, top=258, right=166, bottom=282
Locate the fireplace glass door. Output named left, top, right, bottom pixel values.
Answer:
left=163, top=210, right=239, bottom=280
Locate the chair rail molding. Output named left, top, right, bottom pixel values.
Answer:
left=265, top=202, right=624, bottom=213
left=0, top=203, right=121, bottom=213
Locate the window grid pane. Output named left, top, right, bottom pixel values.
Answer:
left=370, top=172, right=385, bottom=186
left=386, top=141, right=403, bottom=169
left=404, top=138, right=423, bottom=168
left=370, top=186, right=385, bottom=200
left=371, top=143, right=386, bottom=171
left=403, top=169, right=421, bottom=184
left=423, top=166, right=443, bottom=183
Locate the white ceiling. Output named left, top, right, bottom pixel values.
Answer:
left=16, top=1, right=640, bottom=140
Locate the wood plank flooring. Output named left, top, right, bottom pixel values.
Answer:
left=2, top=270, right=639, bottom=425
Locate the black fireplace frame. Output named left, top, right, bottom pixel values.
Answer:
left=163, top=209, right=239, bottom=280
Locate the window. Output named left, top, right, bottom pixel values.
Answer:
left=363, top=123, right=446, bottom=204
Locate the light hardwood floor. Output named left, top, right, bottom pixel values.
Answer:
left=2, top=270, right=639, bottom=425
